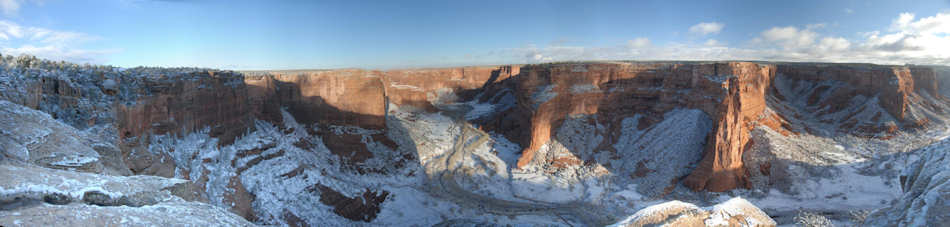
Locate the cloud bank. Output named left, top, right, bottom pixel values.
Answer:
left=0, top=21, right=117, bottom=63
left=511, top=12, right=950, bottom=66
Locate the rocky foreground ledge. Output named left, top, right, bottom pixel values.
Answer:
left=609, top=197, right=776, bottom=227
left=0, top=100, right=253, bottom=226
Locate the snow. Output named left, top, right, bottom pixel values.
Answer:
left=864, top=137, right=950, bottom=226
left=101, top=79, right=117, bottom=89
left=705, top=74, right=736, bottom=83
left=374, top=186, right=463, bottom=225
left=748, top=163, right=901, bottom=214
left=462, top=90, right=514, bottom=121
left=0, top=100, right=108, bottom=171
left=570, top=84, right=600, bottom=94
left=50, top=154, right=99, bottom=167
left=509, top=164, right=588, bottom=203
left=489, top=132, right=521, bottom=169
left=705, top=197, right=774, bottom=227
left=608, top=200, right=700, bottom=227
left=0, top=163, right=186, bottom=202
left=612, top=109, right=712, bottom=196
left=0, top=198, right=254, bottom=226
left=609, top=197, right=776, bottom=227
left=556, top=114, right=605, bottom=159
left=929, top=126, right=950, bottom=141
left=389, top=81, right=423, bottom=91
left=147, top=106, right=551, bottom=226
left=149, top=127, right=238, bottom=209
left=571, top=65, right=589, bottom=72
left=530, top=85, right=557, bottom=108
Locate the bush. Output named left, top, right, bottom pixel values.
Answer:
left=794, top=210, right=833, bottom=227
left=849, top=210, right=871, bottom=226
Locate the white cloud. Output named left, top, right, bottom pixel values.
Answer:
left=805, top=23, right=826, bottom=30
left=851, top=12, right=950, bottom=64
left=495, top=12, right=950, bottom=66
left=890, top=12, right=950, bottom=34
left=2, top=45, right=117, bottom=63
left=689, top=22, right=724, bottom=35
left=893, top=13, right=917, bottom=30
left=844, top=8, right=854, bottom=14
left=816, top=37, right=851, bottom=52
left=0, top=0, right=20, bottom=16
left=628, top=38, right=650, bottom=48
left=0, top=0, right=40, bottom=17
left=758, top=26, right=818, bottom=50
left=0, top=20, right=116, bottom=63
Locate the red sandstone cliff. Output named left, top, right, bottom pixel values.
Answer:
left=238, top=62, right=944, bottom=192
left=43, top=62, right=939, bottom=192
left=114, top=71, right=252, bottom=145
left=243, top=67, right=517, bottom=127
left=681, top=63, right=774, bottom=192
left=482, top=62, right=774, bottom=192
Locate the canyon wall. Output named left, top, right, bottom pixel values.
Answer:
left=6, top=60, right=944, bottom=193
left=478, top=62, right=775, bottom=192
left=243, top=66, right=517, bottom=128
left=114, top=71, right=252, bottom=145
left=775, top=64, right=944, bottom=129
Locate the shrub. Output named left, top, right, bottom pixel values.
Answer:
left=794, top=210, right=834, bottom=227
left=849, top=209, right=871, bottom=226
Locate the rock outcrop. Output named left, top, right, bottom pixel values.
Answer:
left=0, top=99, right=250, bottom=227
left=0, top=163, right=251, bottom=227
left=0, top=100, right=113, bottom=174
left=681, top=63, right=775, bottom=192
left=608, top=197, right=776, bottom=227
left=864, top=138, right=950, bottom=226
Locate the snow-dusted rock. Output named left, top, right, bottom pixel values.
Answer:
left=0, top=199, right=254, bottom=227
left=609, top=197, right=776, bottom=227
left=864, top=139, right=950, bottom=226
left=0, top=100, right=129, bottom=175
left=0, top=162, right=252, bottom=226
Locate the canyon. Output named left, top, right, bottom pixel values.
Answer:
left=1, top=54, right=950, bottom=226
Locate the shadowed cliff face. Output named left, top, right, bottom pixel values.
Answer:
left=114, top=71, right=252, bottom=146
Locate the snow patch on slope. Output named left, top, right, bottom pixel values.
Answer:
left=613, top=109, right=713, bottom=196
left=0, top=163, right=185, bottom=202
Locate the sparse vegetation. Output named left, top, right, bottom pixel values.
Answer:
left=794, top=210, right=834, bottom=227
left=849, top=209, right=871, bottom=226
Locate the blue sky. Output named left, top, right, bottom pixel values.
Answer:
left=0, top=0, right=948, bottom=69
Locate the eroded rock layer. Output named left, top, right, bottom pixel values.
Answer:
left=10, top=60, right=945, bottom=193
left=4, top=55, right=950, bottom=225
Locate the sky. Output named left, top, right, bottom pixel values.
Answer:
left=0, top=0, right=948, bottom=70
